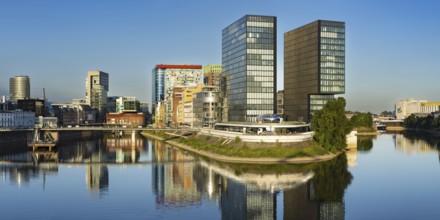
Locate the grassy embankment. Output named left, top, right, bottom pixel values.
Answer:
left=142, top=130, right=330, bottom=159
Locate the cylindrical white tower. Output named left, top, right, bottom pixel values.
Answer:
left=9, top=75, right=30, bottom=101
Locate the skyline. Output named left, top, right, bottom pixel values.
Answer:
left=1, top=0, right=439, bottom=113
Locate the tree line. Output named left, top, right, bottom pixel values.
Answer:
left=404, top=114, right=440, bottom=131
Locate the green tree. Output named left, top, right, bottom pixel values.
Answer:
left=310, top=97, right=352, bottom=153
left=350, top=112, right=373, bottom=128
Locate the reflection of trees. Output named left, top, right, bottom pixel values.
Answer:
left=357, top=138, right=373, bottom=152
left=311, top=155, right=353, bottom=202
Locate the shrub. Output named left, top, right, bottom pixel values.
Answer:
left=234, top=136, right=241, bottom=144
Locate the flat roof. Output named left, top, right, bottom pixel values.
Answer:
left=215, top=122, right=309, bottom=128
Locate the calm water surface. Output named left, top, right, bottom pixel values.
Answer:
left=1, top=132, right=440, bottom=219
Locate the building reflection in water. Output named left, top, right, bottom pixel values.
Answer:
left=149, top=139, right=352, bottom=219
left=395, top=132, right=440, bottom=155
left=152, top=140, right=201, bottom=207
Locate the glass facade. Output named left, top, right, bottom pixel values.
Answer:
left=320, top=24, right=345, bottom=94
left=222, top=15, right=276, bottom=122
left=284, top=20, right=345, bottom=122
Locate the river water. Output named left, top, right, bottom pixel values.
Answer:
left=1, top=132, right=440, bottom=219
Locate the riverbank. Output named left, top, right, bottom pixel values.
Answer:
left=141, top=131, right=340, bottom=164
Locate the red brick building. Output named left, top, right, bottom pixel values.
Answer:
left=106, top=112, right=145, bottom=126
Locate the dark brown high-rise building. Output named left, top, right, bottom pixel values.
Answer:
left=284, top=20, right=345, bottom=122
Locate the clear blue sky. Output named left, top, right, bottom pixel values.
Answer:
left=1, top=0, right=439, bottom=113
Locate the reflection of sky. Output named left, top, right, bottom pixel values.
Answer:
left=2, top=133, right=440, bottom=219
left=346, top=134, right=440, bottom=219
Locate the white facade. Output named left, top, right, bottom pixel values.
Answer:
left=395, top=98, right=440, bottom=119
left=0, top=110, right=35, bottom=128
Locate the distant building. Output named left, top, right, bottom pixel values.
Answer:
left=0, top=110, right=35, bottom=128
left=276, top=90, right=284, bottom=118
left=107, top=96, right=118, bottom=113
left=9, top=75, right=30, bottom=102
left=116, top=96, right=140, bottom=113
left=106, top=112, right=145, bottom=126
left=17, top=98, right=46, bottom=117
left=203, top=64, right=222, bottom=86
left=395, top=98, right=440, bottom=119
left=86, top=70, right=109, bottom=122
left=52, top=103, right=96, bottom=126
left=152, top=64, right=203, bottom=112
left=222, top=15, right=277, bottom=122
left=284, top=20, right=345, bottom=122
left=0, top=96, right=9, bottom=111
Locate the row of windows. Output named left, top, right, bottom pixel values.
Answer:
left=321, top=50, right=345, bottom=56
left=248, top=87, right=274, bottom=93
left=321, top=86, right=345, bottom=93
left=247, top=59, right=274, bottom=66
left=247, top=16, right=274, bottom=22
left=248, top=71, right=273, bottom=76
left=247, top=32, right=274, bottom=39
left=321, top=44, right=345, bottom=51
left=247, top=99, right=274, bottom=104
left=247, top=65, right=274, bottom=71
left=247, top=27, right=274, bottom=33
left=321, top=32, right=345, bottom=39
left=247, top=110, right=273, bottom=115
left=247, top=81, right=273, bottom=88
left=246, top=21, right=274, bottom=28
left=321, top=55, right=345, bottom=63
left=247, top=93, right=273, bottom=99
left=246, top=54, right=274, bottom=60
left=321, top=26, right=345, bottom=33
left=321, top=68, right=345, bottom=74
left=321, top=74, right=345, bottom=80
left=247, top=76, right=274, bottom=82
left=247, top=43, right=274, bottom=50
left=320, top=81, right=345, bottom=86
left=246, top=49, right=274, bottom=55
left=321, top=38, right=345, bottom=45
left=247, top=38, right=274, bottom=44
left=320, top=62, right=345, bottom=68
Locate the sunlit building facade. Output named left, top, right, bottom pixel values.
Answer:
left=86, top=70, right=109, bottom=122
left=151, top=64, right=203, bottom=112
left=395, top=98, right=440, bottom=119
left=222, top=15, right=277, bottom=122
left=284, top=20, right=345, bottom=121
left=203, top=64, right=222, bottom=86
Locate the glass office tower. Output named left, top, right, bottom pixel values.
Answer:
left=284, top=20, right=345, bottom=122
left=222, top=15, right=277, bottom=122
left=86, top=70, right=109, bottom=122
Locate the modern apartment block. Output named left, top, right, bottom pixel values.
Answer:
left=284, top=20, right=345, bottom=122
left=9, top=75, right=30, bottom=102
left=151, top=64, right=203, bottom=111
left=203, top=64, right=222, bottom=86
left=222, top=15, right=277, bottom=122
left=86, top=70, right=109, bottom=121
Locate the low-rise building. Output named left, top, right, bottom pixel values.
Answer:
left=106, top=112, right=145, bottom=126
left=395, top=98, right=440, bottom=119
left=52, top=103, right=97, bottom=126
left=0, top=110, right=35, bottom=128
left=17, top=98, right=46, bottom=117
